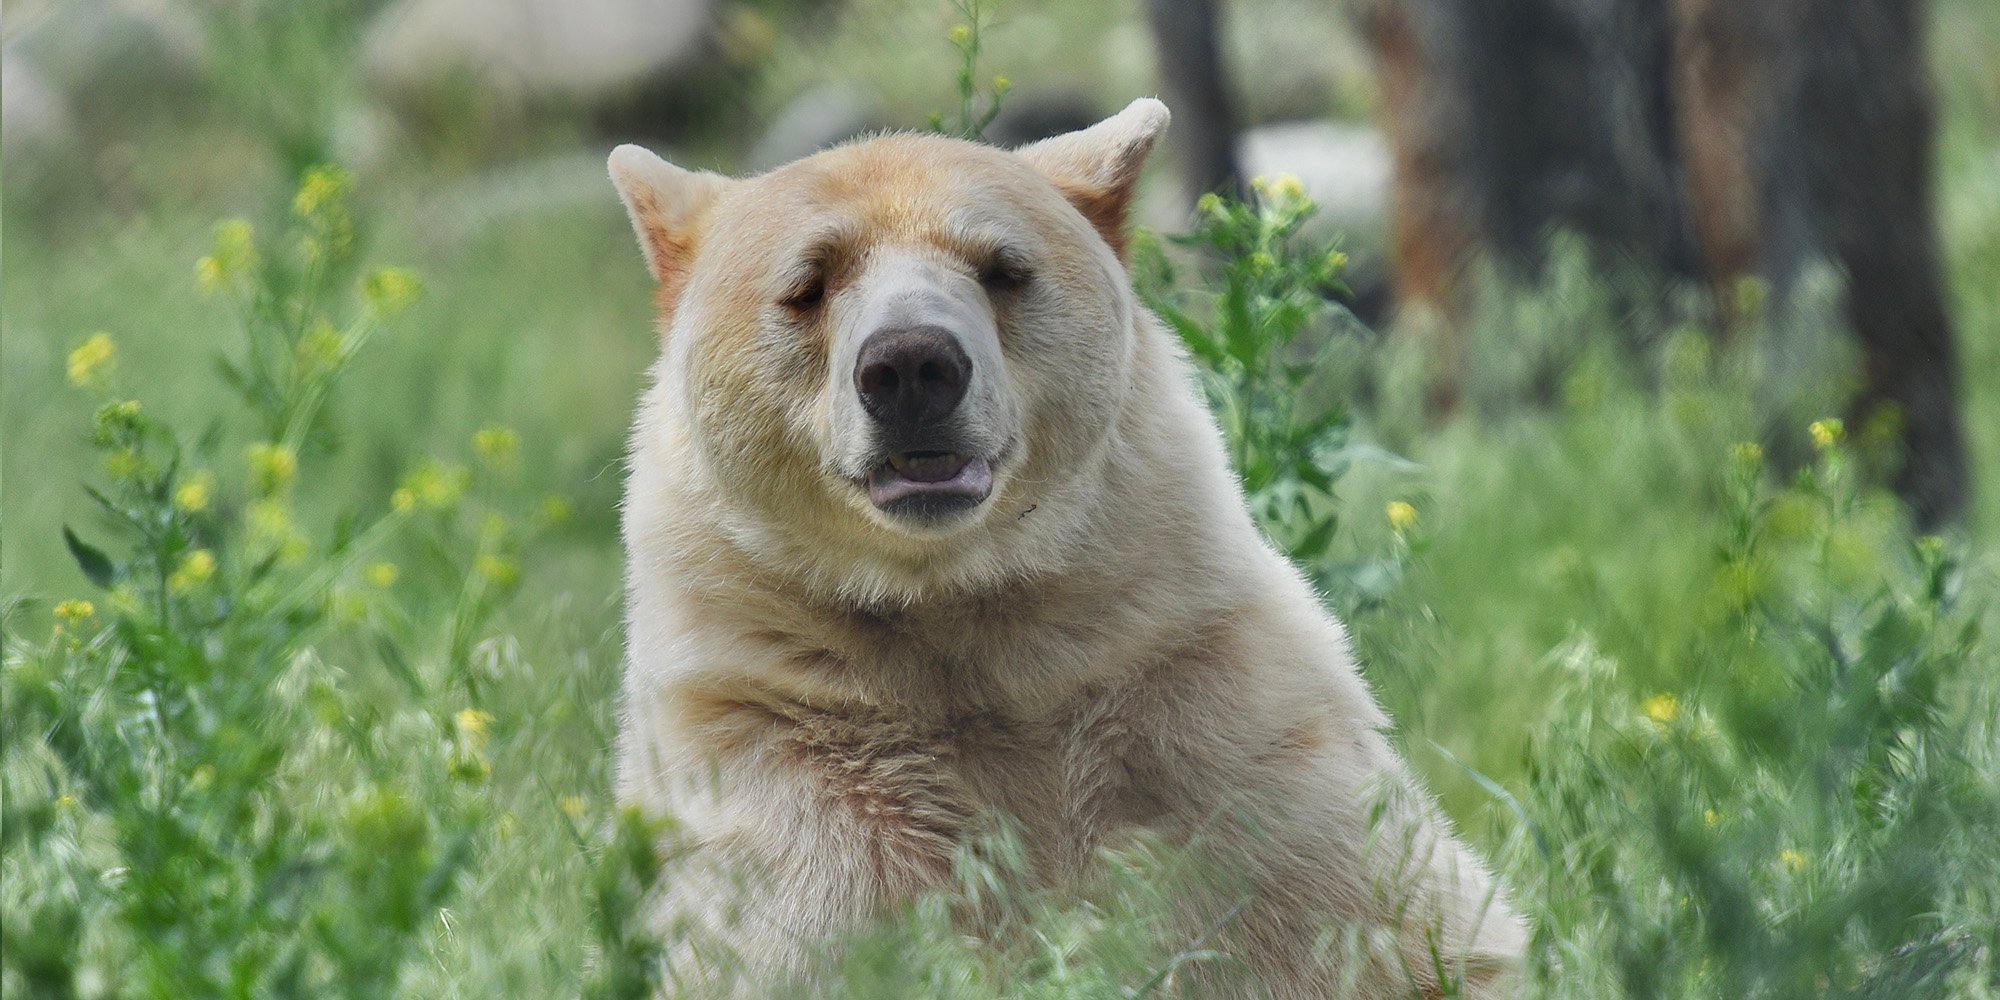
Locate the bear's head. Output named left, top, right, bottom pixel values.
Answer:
left=612, top=99, right=1170, bottom=600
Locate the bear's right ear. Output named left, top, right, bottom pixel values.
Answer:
left=1016, top=98, right=1169, bottom=261
left=608, top=144, right=733, bottom=291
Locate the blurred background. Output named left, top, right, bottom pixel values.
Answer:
left=6, top=3, right=2000, bottom=995
left=6, top=0, right=1997, bottom=573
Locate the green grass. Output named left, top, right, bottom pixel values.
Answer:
left=5, top=1, right=2000, bottom=996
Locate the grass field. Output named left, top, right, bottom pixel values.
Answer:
left=5, top=1, right=2000, bottom=996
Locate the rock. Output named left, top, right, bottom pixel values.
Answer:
left=1, top=57, right=75, bottom=168
left=747, top=84, right=883, bottom=171
left=364, top=0, right=713, bottom=100
left=1235, top=118, right=1391, bottom=234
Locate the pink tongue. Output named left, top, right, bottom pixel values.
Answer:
left=899, top=454, right=968, bottom=482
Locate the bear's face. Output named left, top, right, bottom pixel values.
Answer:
left=612, top=101, right=1167, bottom=581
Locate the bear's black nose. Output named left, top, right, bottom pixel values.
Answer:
left=854, top=326, right=971, bottom=430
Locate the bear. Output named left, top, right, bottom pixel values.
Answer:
left=608, top=98, right=1525, bottom=998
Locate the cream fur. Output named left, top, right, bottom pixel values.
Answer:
left=610, top=98, right=1525, bottom=998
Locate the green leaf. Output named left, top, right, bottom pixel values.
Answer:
left=1293, top=515, right=1338, bottom=560
left=63, top=526, right=118, bottom=588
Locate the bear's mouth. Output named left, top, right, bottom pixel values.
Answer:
left=866, top=451, right=993, bottom=515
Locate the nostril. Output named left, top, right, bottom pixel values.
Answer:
left=853, top=325, right=973, bottom=426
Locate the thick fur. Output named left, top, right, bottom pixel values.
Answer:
left=611, top=99, right=1524, bottom=998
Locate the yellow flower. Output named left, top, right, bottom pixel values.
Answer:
left=391, top=487, right=417, bottom=513
left=1642, top=693, right=1679, bottom=724
left=475, top=554, right=520, bottom=588
left=1271, top=173, right=1305, bottom=201
left=1808, top=418, right=1844, bottom=451
left=334, top=592, right=369, bottom=623
left=245, top=442, right=298, bottom=494
left=195, top=255, right=226, bottom=294
left=991, top=74, right=1011, bottom=93
left=364, top=562, right=400, bottom=589
left=67, top=333, right=117, bottom=389
left=1730, top=441, right=1763, bottom=466
left=948, top=23, right=972, bottom=45
left=1320, top=249, right=1350, bottom=281
left=53, top=599, right=96, bottom=623
left=1386, top=501, right=1418, bottom=534
left=246, top=499, right=309, bottom=565
left=1703, top=808, right=1720, bottom=828
left=455, top=707, right=494, bottom=743
left=399, top=462, right=469, bottom=510
left=212, top=218, right=256, bottom=271
left=479, top=512, right=511, bottom=544
left=539, top=495, right=573, bottom=525
left=472, top=425, right=520, bottom=469
left=195, top=220, right=258, bottom=294
left=92, top=400, right=143, bottom=446
left=175, top=472, right=215, bottom=514
left=1247, top=251, right=1276, bottom=273
left=295, top=320, right=347, bottom=372
left=169, top=549, right=217, bottom=593
left=293, top=165, right=353, bottom=219
left=559, top=796, right=588, bottom=820
left=1779, top=848, right=1807, bottom=873
left=1196, top=192, right=1225, bottom=218
left=362, top=267, right=424, bottom=316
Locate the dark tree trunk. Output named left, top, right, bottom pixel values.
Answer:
left=1145, top=0, right=1245, bottom=199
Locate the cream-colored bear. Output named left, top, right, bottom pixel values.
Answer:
left=609, top=98, right=1524, bottom=998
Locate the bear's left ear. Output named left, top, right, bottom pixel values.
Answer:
left=1016, top=98, right=1170, bottom=261
left=608, top=144, right=733, bottom=296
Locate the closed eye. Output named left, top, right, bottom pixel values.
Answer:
left=979, top=248, right=1033, bottom=292
left=780, top=272, right=826, bottom=312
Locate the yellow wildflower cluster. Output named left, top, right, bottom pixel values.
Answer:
left=175, top=471, right=216, bottom=514
left=196, top=218, right=258, bottom=296
left=1251, top=173, right=1307, bottom=202
left=455, top=707, right=494, bottom=745
left=472, top=425, right=520, bottom=469
left=54, top=599, right=96, bottom=624
left=67, top=333, right=117, bottom=389
left=948, top=23, right=972, bottom=45
left=394, top=462, right=470, bottom=512
left=364, top=561, right=400, bottom=589
left=539, top=495, right=573, bottom=525
left=295, top=321, right=348, bottom=374
left=1808, top=418, right=1845, bottom=451
left=450, top=707, right=496, bottom=783
left=362, top=267, right=424, bottom=316
left=248, top=500, right=310, bottom=565
left=475, top=554, right=521, bottom=589
left=1386, top=501, right=1419, bottom=534
left=293, top=165, right=353, bottom=218
left=168, top=549, right=217, bottom=594
left=1778, top=848, right=1808, bottom=873
left=1730, top=441, right=1763, bottom=467
left=245, top=442, right=298, bottom=495
left=1642, top=693, right=1680, bottom=724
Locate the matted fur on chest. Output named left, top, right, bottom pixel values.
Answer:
left=729, top=687, right=1179, bottom=887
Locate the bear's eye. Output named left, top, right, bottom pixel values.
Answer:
left=979, top=251, right=1033, bottom=293
left=780, top=272, right=826, bottom=313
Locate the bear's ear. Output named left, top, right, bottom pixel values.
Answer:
left=608, top=144, right=733, bottom=291
left=1016, top=98, right=1170, bottom=261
